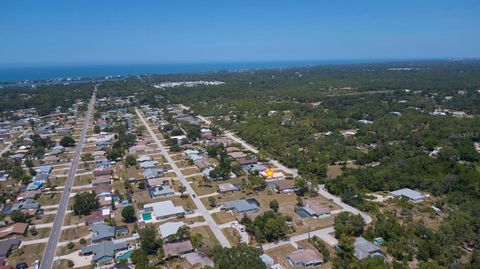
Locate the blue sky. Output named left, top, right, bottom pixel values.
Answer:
left=0, top=0, right=479, bottom=65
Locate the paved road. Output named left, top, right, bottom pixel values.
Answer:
left=197, top=113, right=372, bottom=240
left=136, top=108, right=231, bottom=248
left=197, top=115, right=299, bottom=177
left=318, top=184, right=372, bottom=224
left=40, top=87, right=96, bottom=269
left=262, top=227, right=337, bottom=250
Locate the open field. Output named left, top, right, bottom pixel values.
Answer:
left=8, top=243, right=46, bottom=267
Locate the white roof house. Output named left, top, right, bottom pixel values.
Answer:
left=159, top=221, right=185, bottom=239
left=390, top=188, right=425, bottom=203
left=144, top=201, right=185, bottom=220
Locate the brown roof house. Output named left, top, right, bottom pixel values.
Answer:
left=0, top=223, right=28, bottom=239
left=273, top=179, right=297, bottom=193
left=163, top=240, right=194, bottom=257
left=42, top=155, right=59, bottom=163
left=93, top=175, right=111, bottom=186
left=93, top=167, right=114, bottom=177
left=86, top=209, right=111, bottom=225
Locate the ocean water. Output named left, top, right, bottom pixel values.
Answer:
left=0, top=60, right=381, bottom=84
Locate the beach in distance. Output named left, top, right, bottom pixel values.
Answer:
left=0, top=59, right=385, bottom=83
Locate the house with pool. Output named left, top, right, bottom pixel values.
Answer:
left=140, top=201, right=185, bottom=222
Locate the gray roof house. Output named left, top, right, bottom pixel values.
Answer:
left=149, top=185, right=175, bottom=198
left=287, top=249, right=323, bottom=267
left=144, top=168, right=160, bottom=179
left=91, top=223, right=115, bottom=242
left=159, top=221, right=185, bottom=240
left=11, top=198, right=40, bottom=213
left=218, top=183, right=240, bottom=194
left=81, top=241, right=128, bottom=265
left=389, top=188, right=425, bottom=203
left=353, top=237, right=386, bottom=260
left=223, top=199, right=259, bottom=214
left=0, top=238, right=21, bottom=259
left=140, top=160, right=159, bottom=169
left=32, top=173, right=49, bottom=183
left=35, top=166, right=52, bottom=174
left=143, top=201, right=185, bottom=220
left=260, top=253, right=275, bottom=267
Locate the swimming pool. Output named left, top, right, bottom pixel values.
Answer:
left=115, top=250, right=132, bottom=262
left=142, top=212, right=152, bottom=221
left=295, top=208, right=310, bottom=218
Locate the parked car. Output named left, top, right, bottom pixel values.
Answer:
left=16, top=262, right=28, bottom=269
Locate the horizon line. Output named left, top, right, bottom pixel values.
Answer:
left=1, top=57, right=479, bottom=68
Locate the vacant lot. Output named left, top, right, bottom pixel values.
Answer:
left=24, top=227, right=51, bottom=240
left=37, top=193, right=62, bottom=206
left=63, top=213, right=85, bottom=226
left=191, top=226, right=219, bottom=250
left=73, top=174, right=93, bottom=186
left=222, top=227, right=241, bottom=246
left=8, top=243, right=46, bottom=267
left=60, top=226, right=90, bottom=241
left=212, top=211, right=236, bottom=224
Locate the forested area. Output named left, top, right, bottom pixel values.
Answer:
left=96, top=60, right=480, bottom=268
left=0, top=83, right=94, bottom=117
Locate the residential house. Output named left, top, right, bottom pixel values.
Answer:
left=35, top=166, right=52, bottom=175
left=0, top=223, right=28, bottom=239
left=140, top=160, right=159, bottom=169
left=11, top=198, right=40, bottom=215
left=260, top=170, right=285, bottom=181
left=237, top=158, right=258, bottom=166
left=159, top=221, right=186, bottom=240
left=223, top=199, right=259, bottom=214
left=273, top=179, right=297, bottom=193
left=143, top=201, right=185, bottom=220
left=86, top=210, right=111, bottom=225
left=194, top=160, right=210, bottom=170
left=389, top=188, right=425, bottom=203
left=93, top=167, right=114, bottom=177
left=42, top=155, right=59, bottom=163
left=26, top=181, right=43, bottom=191
left=0, top=238, right=21, bottom=260
left=218, top=183, right=240, bottom=194
left=163, top=240, right=194, bottom=257
left=99, top=196, right=113, bottom=208
left=144, top=168, right=161, bottom=179
left=94, top=185, right=112, bottom=196
left=287, top=249, right=323, bottom=267
left=260, top=254, right=275, bottom=268
left=228, top=151, right=247, bottom=160
left=80, top=241, right=128, bottom=265
left=147, top=177, right=170, bottom=187
left=93, top=175, right=111, bottom=186
left=149, top=186, right=175, bottom=198
left=242, top=164, right=266, bottom=173
left=300, top=200, right=331, bottom=217
left=32, top=173, right=49, bottom=183
left=0, top=172, right=9, bottom=182
left=136, top=155, right=152, bottom=162
left=353, top=237, right=386, bottom=260
left=16, top=191, right=40, bottom=202
left=90, top=223, right=115, bottom=242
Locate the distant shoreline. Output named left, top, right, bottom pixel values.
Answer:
left=0, top=59, right=409, bottom=84
left=0, top=58, right=473, bottom=86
